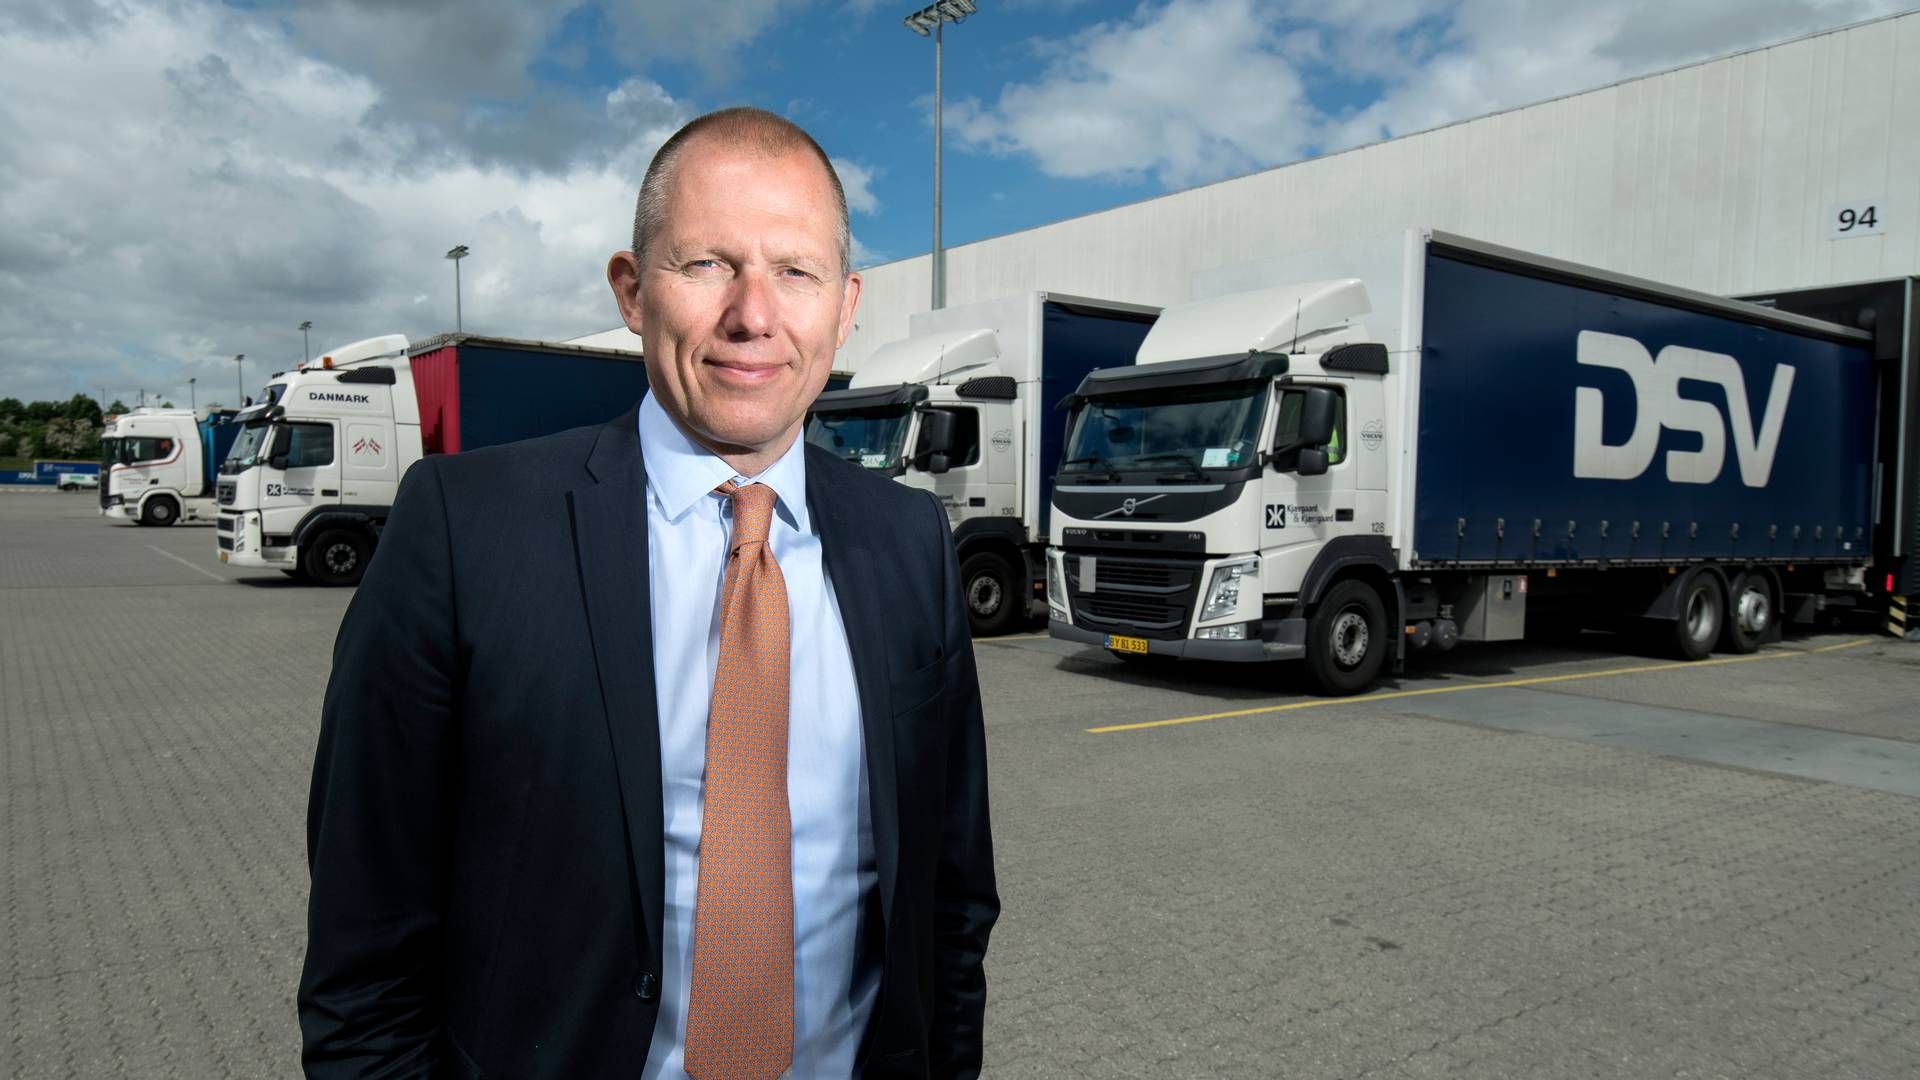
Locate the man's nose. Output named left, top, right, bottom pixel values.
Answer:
left=719, top=271, right=774, bottom=340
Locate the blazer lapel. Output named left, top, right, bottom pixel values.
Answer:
left=568, top=407, right=666, bottom=963
left=807, top=446, right=900, bottom=934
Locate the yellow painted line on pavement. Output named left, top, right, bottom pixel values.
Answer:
left=1087, top=638, right=1872, bottom=735
left=989, top=633, right=1054, bottom=642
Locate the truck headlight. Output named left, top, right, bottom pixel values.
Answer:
left=1046, top=550, right=1071, bottom=623
left=1200, top=558, right=1259, bottom=622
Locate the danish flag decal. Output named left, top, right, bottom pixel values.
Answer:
left=352, top=436, right=383, bottom=455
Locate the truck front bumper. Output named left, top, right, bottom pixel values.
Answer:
left=1049, top=618, right=1308, bottom=662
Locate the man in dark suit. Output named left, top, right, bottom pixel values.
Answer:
left=299, top=107, right=999, bottom=1079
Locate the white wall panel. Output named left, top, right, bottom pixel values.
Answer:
left=837, top=12, right=1918, bottom=371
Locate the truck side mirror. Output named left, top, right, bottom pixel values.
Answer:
left=918, top=409, right=957, bottom=457
left=1297, top=447, right=1330, bottom=477
left=926, top=452, right=952, bottom=475
left=268, top=426, right=291, bottom=471
left=1297, top=387, right=1338, bottom=448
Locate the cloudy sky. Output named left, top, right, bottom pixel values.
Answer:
left=0, top=0, right=1907, bottom=407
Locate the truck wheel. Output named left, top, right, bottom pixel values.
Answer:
left=1306, top=579, right=1387, bottom=696
left=141, top=496, right=179, bottom=527
left=304, top=529, right=370, bottom=587
left=960, top=551, right=1021, bottom=637
left=1668, top=573, right=1725, bottom=661
left=1719, top=573, right=1774, bottom=655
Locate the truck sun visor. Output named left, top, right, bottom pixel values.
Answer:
left=1065, top=351, right=1290, bottom=405
left=807, top=383, right=930, bottom=412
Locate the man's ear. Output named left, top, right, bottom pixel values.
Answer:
left=835, top=270, right=862, bottom=349
left=608, top=251, right=645, bottom=333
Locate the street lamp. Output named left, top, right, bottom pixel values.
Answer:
left=189, top=377, right=196, bottom=411
left=233, top=353, right=244, bottom=406
left=903, top=0, right=976, bottom=311
left=300, top=320, right=313, bottom=363
left=445, top=245, right=470, bottom=332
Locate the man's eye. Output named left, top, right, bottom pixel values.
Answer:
left=780, top=267, right=816, bottom=281
left=687, top=259, right=719, bottom=270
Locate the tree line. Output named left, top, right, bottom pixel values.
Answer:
left=0, top=395, right=156, bottom=462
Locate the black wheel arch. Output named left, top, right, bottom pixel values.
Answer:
left=953, top=516, right=1031, bottom=578
left=292, top=506, right=386, bottom=549
left=1292, top=537, right=1405, bottom=673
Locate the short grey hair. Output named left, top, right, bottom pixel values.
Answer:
left=631, top=107, right=851, bottom=276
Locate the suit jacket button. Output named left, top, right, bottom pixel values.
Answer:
left=633, top=972, right=659, bottom=1002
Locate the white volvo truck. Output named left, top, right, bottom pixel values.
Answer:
left=1047, top=229, right=1892, bottom=693
left=807, top=292, right=1158, bottom=634
left=100, top=407, right=238, bottom=525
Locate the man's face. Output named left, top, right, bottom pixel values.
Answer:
left=610, top=139, right=860, bottom=460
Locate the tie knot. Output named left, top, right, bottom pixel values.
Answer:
left=717, top=480, right=777, bottom=548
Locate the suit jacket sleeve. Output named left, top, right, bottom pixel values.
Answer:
left=299, top=459, right=459, bottom=1079
left=924, top=490, right=1001, bottom=1078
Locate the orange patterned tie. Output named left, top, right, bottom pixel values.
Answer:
left=684, top=480, right=794, bottom=1080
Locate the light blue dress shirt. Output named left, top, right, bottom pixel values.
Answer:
left=637, top=393, right=878, bottom=1079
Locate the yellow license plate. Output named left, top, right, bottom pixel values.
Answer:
left=1106, top=634, right=1149, bottom=654
left=218, top=551, right=228, bottom=562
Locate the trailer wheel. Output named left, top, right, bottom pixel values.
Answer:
left=141, top=495, right=179, bottom=527
left=960, top=550, right=1021, bottom=637
left=1668, top=572, right=1725, bottom=661
left=1306, top=579, right=1387, bottom=696
left=304, top=529, right=370, bottom=587
left=1719, top=573, right=1774, bottom=655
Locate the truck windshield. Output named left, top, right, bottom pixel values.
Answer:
left=806, top=406, right=913, bottom=469
left=108, top=436, right=176, bottom=465
left=222, top=421, right=272, bottom=474
left=1061, top=380, right=1267, bottom=480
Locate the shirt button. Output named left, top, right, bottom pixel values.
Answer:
left=633, top=972, right=659, bottom=1002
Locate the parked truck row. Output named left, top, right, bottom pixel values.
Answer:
left=89, top=227, right=1917, bottom=693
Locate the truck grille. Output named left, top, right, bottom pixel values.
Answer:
left=216, top=480, right=236, bottom=506
left=1064, top=556, right=1203, bottom=638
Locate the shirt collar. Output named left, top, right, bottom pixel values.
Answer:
left=638, top=391, right=811, bottom=534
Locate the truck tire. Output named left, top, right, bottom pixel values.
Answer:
left=1306, top=579, right=1387, bottom=696
left=141, top=496, right=179, bottom=527
left=304, top=528, right=371, bottom=587
left=1667, top=572, right=1725, bottom=661
left=1719, top=573, right=1774, bottom=655
left=960, top=550, right=1021, bottom=637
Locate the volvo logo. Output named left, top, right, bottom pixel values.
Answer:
left=1096, top=493, right=1167, bottom=520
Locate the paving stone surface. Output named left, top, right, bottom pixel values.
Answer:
left=3, top=494, right=1917, bottom=1078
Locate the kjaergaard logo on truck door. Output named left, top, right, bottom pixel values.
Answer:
left=1571, top=330, right=1794, bottom=488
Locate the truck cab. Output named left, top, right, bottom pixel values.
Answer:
left=100, top=407, right=237, bottom=525
left=808, top=293, right=1157, bottom=634
left=1047, top=280, right=1386, bottom=686
left=217, top=334, right=418, bottom=584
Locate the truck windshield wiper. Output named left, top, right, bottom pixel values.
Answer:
left=1130, top=451, right=1209, bottom=479
left=1060, top=455, right=1122, bottom=482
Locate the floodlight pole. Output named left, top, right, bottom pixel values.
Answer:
left=300, top=320, right=312, bottom=363
left=445, top=245, right=470, bottom=332
left=233, top=354, right=244, bottom=405
left=904, top=0, right=975, bottom=311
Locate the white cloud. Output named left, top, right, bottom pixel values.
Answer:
left=831, top=157, right=882, bottom=215
left=949, top=0, right=1906, bottom=187
left=948, top=0, right=1319, bottom=188
left=0, top=1, right=685, bottom=406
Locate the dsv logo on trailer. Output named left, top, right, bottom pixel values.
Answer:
left=1571, top=331, right=1794, bottom=488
